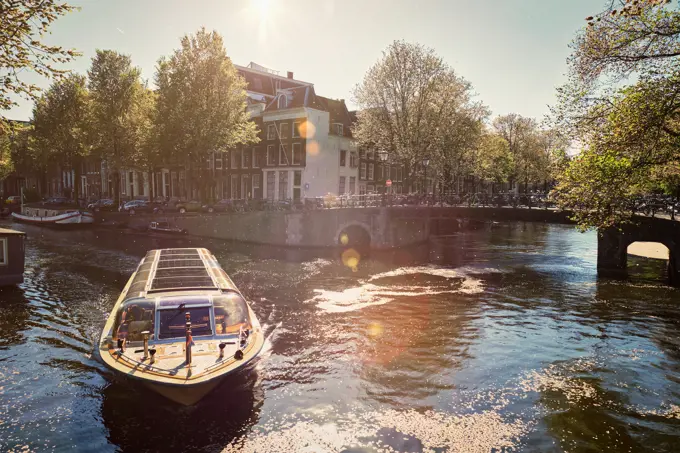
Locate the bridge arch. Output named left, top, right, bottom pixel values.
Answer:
left=597, top=218, right=680, bottom=286
left=335, top=221, right=372, bottom=249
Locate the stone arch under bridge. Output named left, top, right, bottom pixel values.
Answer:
left=597, top=217, right=680, bottom=287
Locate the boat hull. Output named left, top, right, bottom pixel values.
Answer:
left=144, top=377, right=224, bottom=406
left=12, top=210, right=94, bottom=226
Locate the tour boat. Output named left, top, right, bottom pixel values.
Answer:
left=12, top=209, right=94, bottom=225
left=147, top=221, right=187, bottom=235
left=98, top=248, right=264, bottom=405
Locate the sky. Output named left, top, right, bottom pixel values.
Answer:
left=7, top=0, right=599, bottom=122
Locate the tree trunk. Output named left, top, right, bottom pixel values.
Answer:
left=148, top=169, right=154, bottom=202
left=73, top=160, right=81, bottom=207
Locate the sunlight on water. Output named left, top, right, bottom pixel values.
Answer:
left=222, top=408, right=531, bottom=453
left=308, top=266, right=490, bottom=313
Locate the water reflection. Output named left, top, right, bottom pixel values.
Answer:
left=101, top=368, right=263, bottom=452
left=1, top=220, right=680, bottom=452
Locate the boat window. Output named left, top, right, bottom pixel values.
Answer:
left=158, top=307, right=212, bottom=339
left=113, top=300, right=155, bottom=342
left=213, top=294, right=250, bottom=335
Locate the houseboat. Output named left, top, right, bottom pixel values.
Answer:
left=148, top=221, right=187, bottom=235
left=12, top=206, right=94, bottom=226
left=98, top=248, right=264, bottom=405
left=0, top=227, right=25, bottom=286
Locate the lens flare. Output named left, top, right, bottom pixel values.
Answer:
left=307, top=140, right=319, bottom=156
left=340, top=233, right=349, bottom=246
left=298, top=120, right=315, bottom=139
left=341, top=248, right=360, bottom=272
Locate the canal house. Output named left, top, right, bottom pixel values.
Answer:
left=0, top=227, right=25, bottom=286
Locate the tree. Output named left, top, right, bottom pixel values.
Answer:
left=31, top=73, right=90, bottom=202
left=129, top=87, right=160, bottom=202
left=472, top=132, right=514, bottom=188
left=352, top=40, right=486, bottom=192
left=155, top=28, right=258, bottom=200
left=87, top=50, right=146, bottom=204
left=552, top=0, right=680, bottom=229
left=0, top=130, right=14, bottom=181
left=0, top=0, right=80, bottom=127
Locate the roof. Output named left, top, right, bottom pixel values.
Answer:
left=124, top=248, right=239, bottom=300
left=236, top=65, right=311, bottom=97
left=263, top=85, right=327, bottom=113
left=0, top=227, right=25, bottom=236
left=317, top=96, right=353, bottom=138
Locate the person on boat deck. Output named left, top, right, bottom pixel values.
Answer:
left=116, top=305, right=152, bottom=341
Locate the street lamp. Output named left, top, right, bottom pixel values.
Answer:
left=377, top=150, right=389, bottom=162
left=422, top=156, right=430, bottom=196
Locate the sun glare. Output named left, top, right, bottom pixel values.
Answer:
left=253, top=0, right=270, bottom=17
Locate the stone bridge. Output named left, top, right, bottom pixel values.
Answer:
left=118, top=206, right=572, bottom=249
left=107, top=206, right=678, bottom=285
left=597, top=216, right=680, bottom=286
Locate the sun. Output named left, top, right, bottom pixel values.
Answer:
left=252, top=0, right=270, bottom=17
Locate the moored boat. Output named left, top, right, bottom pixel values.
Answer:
left=12, top=209, right=94, bottom=225
left=98, top=248, right=264, bottom=405
left=148, top=221, right=187, bottom=235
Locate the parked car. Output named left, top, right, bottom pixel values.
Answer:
left=202, top=199, right=233, bottom=213
left=88, top=198, right=116, bottom=212
left=43, top=197, right=69, bottom=205
left=122, top=200, right=162, bottom=215
left=175, top=200, right=202, bottom=214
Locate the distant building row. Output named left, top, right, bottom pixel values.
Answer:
left=2, top=62, right=406, bottom=201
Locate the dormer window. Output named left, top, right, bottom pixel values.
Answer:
left=278, top=95, right=288, bottom=109
left=333, top=123, right=343, bottom=135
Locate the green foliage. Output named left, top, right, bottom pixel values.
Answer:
left=155, top=28, right=258, bottom=165
left=473, top=133, right=513, bottom=184
left=352, top=40, right=487, bottom=187
left=88, top=50, right=146, bottom=171
left=31, top=73, right=90, bottom=199
left=0, top=129, right=14, bottom=180
left=0, top=0, right=80, bottom=127
left=552, top=0, right=680, bottom=229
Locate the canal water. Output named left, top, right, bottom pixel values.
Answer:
left=1, top=221, right=679, bottom=452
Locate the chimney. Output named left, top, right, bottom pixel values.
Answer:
left=287, top=71, right=294, bottom=79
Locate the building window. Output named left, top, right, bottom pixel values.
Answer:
left=349, top=176, right=356, bottom=194
left=215, top=152, right=223, bottom=170
left=293, top=121, right=302, bottom=138
left=252, top=148, right=261, bottom=168
left=278, top=171, right=288, bottom=200
left=222, top=179, right=228, bottom=200
left=120, top=173, right=127, bottom=195
left=359, top=149, right=366, bottom=159
left=242, top=149, right=251, bottom=168
left=367, top=150, right=374, bottom=160
left=232, top=150, right=240, bottom=169
left=339, top=176, right=346, bottom=195
left=278, top=95, right=287, bottom=109
left=367, top=184, right=375, bottom=193
left=252, top=174, right=261, bottom=197
left=397, top=167, right=403, bottom=182
left=360, top=163, right=367, bottom=180
left=241, top=174, right=250, bottom=199
left=267, top=145, right=276, bottom=166
left=279, top=144, right=289, bottom=166
left=368, top=163, right=374, bottom=180
left=0, top=237, right=7, bottom=266
left=224, top=150, right=230, bottom=169
left=340, top=150, right=346, bottom=167
left=231, top=174, right=239, bottom=199
left=294, top=170, right=302, bottom=186
left=334, top=123, right=343, bottom=135
left=206, top=153, right=213, bottom=170
left=280, top=122, right=289, bottom=139
left=267, top=124, right=276, bottom=140
left=391, top=167, right=397, bottom=181
left=397, top=185, right=402, bottom=194
left=350, top=152, right=358, bottom=168
left=292, top=143, right=302, bottom=165
left=266, top=172, right=275, bottom=200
